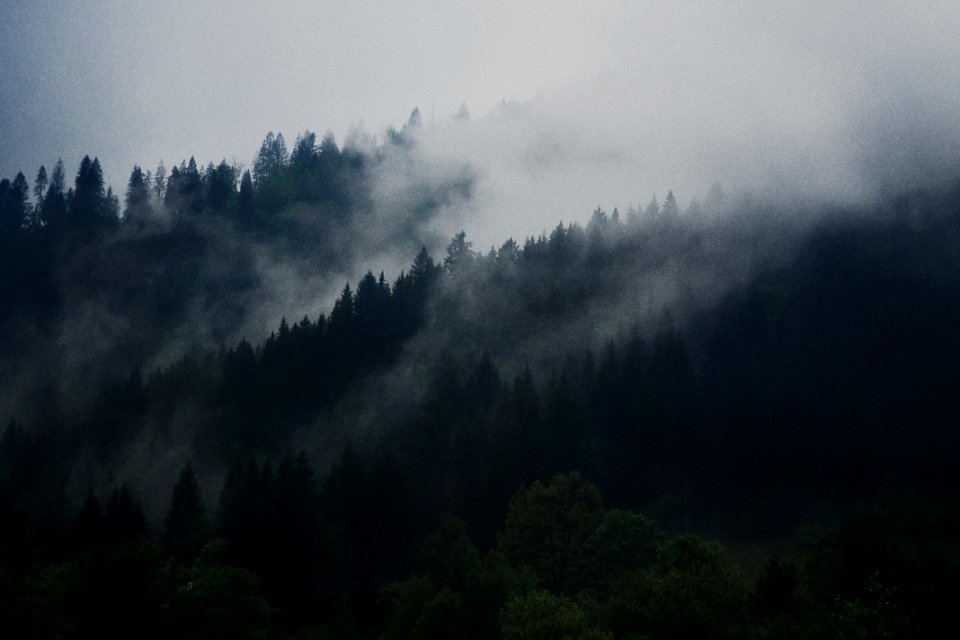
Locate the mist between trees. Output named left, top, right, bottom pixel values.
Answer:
left=3, top=109, right=960, bottom=637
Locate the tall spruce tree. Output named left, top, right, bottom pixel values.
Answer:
left=163, top=463, right=207, bottom=563
left=124, top=165, right=151, bottom=222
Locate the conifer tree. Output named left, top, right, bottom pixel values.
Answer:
left=40, top=159, right=67, bottom=227
left=33, top=165, right=47, bottom=216
left=163, top=463, right=207, bottom=563
left=124, top=165, right=151, bottom=222
left=237, top=169, right=255, bottom=219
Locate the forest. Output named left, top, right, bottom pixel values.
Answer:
left=2, top=114, right=960, bottom=638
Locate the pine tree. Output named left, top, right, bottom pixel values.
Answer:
left=206, top=160, right=237, bottom=213
left=105, top=484, right=148, bottom=543
left=68, top=489, right=104, bottom=553
left=238, top=169, right=255, bottom=220
left=163, top=463, right=208, bottom=563
left=662, top=190, right=679, bottom=219
left=40, top=159, right=67, bottom=227
left=0, top=172, right=29, bottom=237
left=291, top=130, right=317, bottom=166
left=71, top=156, right=105, bottom=226
left=33, top=165, right=47, bottom=216
left=253, top=131, right=289, bottom=185
left=444, top=231, right=475, bottom=274
left=124, top=165, right=151, bottom=222
left=153, top=160, right=166, bottom=200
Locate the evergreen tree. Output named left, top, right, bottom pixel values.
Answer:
left=411, top=246, right=439, bottom=288
left=253, top=131, right=288, bottom=185
left=291, top=130, right=317, bottom=167
left=68, top=489, right=104, bottom=553
left=0, top=173, right=29, bottom=237
left=444, top=230, right=475, bottom=275
left=33, top=165, right=47, bottom=216
left=163, top=463, right=207, bottom=563
left=662, top=190, right=680, bottom=219
left=40, top=159, right=67, bottom=227
left=153, top=160, right=166, bottom=201
left=105, top=484, right=148, bottom=543
left=206, top=160, right=237, bottom=213
left=124, top=165, right=151, bottom=222
left=72, top=156, right=105, bottom=223
left=318, top=131, right=340, bottom=158
left=103, top=186, right=120, bottom=223
left=237, top=169, right=255, bottom=219
left=643, top=196, right=660, bottom=220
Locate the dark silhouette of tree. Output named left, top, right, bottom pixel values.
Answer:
left=166, top=156, right=203, bottom=215
left=153, top=159, right=166, bottom=200
left=71, top=155, right=105, bottom=226
left=319, top=131, right=340, bottom=158
left=444, top=230, right=475, bottom=275
left=124, top=165, right=151, bottom=222
left=237, top=169, right=255, bottom=219
left=253, top=131, right=288, bottom=185
left=104, top=484, right=148, bottom=543
left=407, top=246, right=441, bottom=319
left=40, top=158, right=67, bottom=227
left=206, top=160, right=237, bottom=213
left=291, top=130, right=318, bottom=167
left=163, top=463, right=208, bottom=563
left=32, top=165, right=47, bottom=219
left=67, top=488, right=105, bottom=553
left=0, top=172, right=29, bottom=238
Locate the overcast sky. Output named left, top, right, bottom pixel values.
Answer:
left=2, top=1, right=959, bottom=234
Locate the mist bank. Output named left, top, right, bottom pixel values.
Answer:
left=5, top=55, right=960, bottom=424
left=0, top=118, right=475, bottom=424
left=2, top=86, right=960, bottom=523
left=4, top=169, right=958, bottom=530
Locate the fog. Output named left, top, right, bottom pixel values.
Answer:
left=2, top=0, right=960, bottom=513
left=3, top=2, right=958, bottom=236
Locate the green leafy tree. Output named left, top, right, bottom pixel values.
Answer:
left=380, top=576, right=470, bottom=640
left=417, top=513, right=482, bottom=593
left=162, top=539, right=277, bottom=639
left=500, top=590, right=610, bottom=640
left=497, top=472, right=604, bottom=595
left=604, top=535, right=745, bottom=640
left=584, top=510, right=664, bottom=596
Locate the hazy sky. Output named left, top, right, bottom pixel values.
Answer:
left=2, top=1, right=959, bottom=231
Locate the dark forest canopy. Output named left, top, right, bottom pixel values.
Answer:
left=2, top=120, right=960, bottom=636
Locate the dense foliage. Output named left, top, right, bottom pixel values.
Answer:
left=2, top=123, right=960, bottom=636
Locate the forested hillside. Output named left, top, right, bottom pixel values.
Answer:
left=2, top=119, right=960, bottom=638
